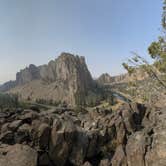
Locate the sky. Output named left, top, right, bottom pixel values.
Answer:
left=0, top=0, right=163, bottom=84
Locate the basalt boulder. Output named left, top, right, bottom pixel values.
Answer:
left=0, top=103, right=165, bottom=166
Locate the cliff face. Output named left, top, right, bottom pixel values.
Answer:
left=39, top=53, right=93, bottom=92
left=0, top=53, right=94, bottom=106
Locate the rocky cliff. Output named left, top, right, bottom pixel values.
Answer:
left=0, top=53, right=94, bottom=106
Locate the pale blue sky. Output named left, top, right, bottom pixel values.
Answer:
left=0, top=0, right=163, bottom=83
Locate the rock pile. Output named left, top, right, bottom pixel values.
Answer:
left=0, top=103, right=165, bottom=166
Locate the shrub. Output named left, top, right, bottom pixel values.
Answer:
left=0, top=93, right=19, bottom=110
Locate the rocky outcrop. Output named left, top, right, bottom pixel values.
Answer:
left=0, top=102, right=165, bottom=165
left=97, top=73, right=113, bottom=85
left=97, top=73, right=129, bottom=85
left=39, top=53, right=93, bottom=85
left=0, top=53, right=94, bottom=106
left=98, top=68, right=149, bottom=85
left=0, top=81, right=17, bottom=92
left=111, top=74, right=129, bottom=83
left=16, top=64, right=41, bottom=85
left=111, top=69, right=148, bottom=83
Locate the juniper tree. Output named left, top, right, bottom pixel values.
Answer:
left=122, top=0, right=166, bottom=102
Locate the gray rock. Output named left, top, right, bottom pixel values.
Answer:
left=111, top=145, right=127, bottom=166
left=38, top=153, right=52, bottom=166
left=99, top=159, right=111, bottom=166
left=49, top=117, right=77, bottom=166
left=37, top=123, right=50, bottom=150
left=9, top=120, right=22, bottom=131
left=126, top=132, right=147, bottom=166
left=0, top=103, right=165, bottom=166
left=82, top=161, right=92, bottom=166
left=69, top=128, right=89, bottom=166
left=0, top=131, right=14, bottom=145
left=0, top=144, right=37, bottom=166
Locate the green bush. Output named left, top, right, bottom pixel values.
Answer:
left=83, top=83, right=115, bottom=107
left=0, top=93, right=19, bottom=110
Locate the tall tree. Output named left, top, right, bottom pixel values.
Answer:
left=148, top=0, right=166, bottom=73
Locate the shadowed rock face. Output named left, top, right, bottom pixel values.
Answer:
left=0, top=53, right=94, bottom=106
left=0, top=103, right=165, bottom=166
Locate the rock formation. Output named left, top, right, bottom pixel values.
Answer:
left=0, top=81, right=17, bottom=92
left=0, top=53, right=94, bottom=106
left=97, top=73, right=113, bottom=84
left=16, top=64, right=41, bottom=85
left=97, top=68, right=149, bottom=85
left=0, top=102, right=165, bottom=166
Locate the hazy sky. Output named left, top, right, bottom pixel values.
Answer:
left=0, top=0, right=162, bottom=84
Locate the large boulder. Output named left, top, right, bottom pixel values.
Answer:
left=126, top=132, right=149, bottom=166
left=145, top=107, right=166, bottom=166
left=111, top=145, right=127, bottom=166
left=0, top=144, right=37, bottom=166
left=37, top=123, right=50, bottom=150
left=69, top=128, right=89, bottom=166
left=49, top=116, right=77, bottom=166
left=99, top=159, right=112, bottom=166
